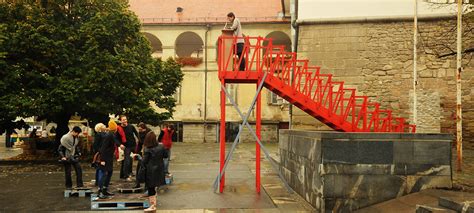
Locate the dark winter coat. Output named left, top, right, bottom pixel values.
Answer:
left=121, top=125, right=139, bottom=148
left=92, top=132, right=106, bottom=153
left=137, top=128, right=150, bottom=154
left=99, top=132, right=115, bottom=171
left=141, top=144, right=168, bottom=188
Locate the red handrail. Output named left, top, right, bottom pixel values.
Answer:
left=217, top=36, right=416, bottom=133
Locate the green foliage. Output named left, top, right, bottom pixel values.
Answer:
left=0, top=0, right=183, bottom=133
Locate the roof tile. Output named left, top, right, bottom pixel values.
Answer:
left=128, top=0, right=285, bottom=23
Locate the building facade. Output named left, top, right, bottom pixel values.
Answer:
left=129, top=0, right=292, bottom=143
left=130, top=0, right=474, bottom=148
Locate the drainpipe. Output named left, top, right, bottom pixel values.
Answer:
left=289, top=0, right=299, bottom=129
left=204, top=24, right=211, bottom=143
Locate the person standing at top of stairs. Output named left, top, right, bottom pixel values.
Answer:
left=226, top=12, right=245, bottom=71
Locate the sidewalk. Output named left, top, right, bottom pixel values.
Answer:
left=0, top=141, right=22, bottom=160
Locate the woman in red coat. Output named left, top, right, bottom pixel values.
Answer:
left=158, top=124, right=174, bottom=175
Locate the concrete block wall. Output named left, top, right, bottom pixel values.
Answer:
left=183, top=123, right=205, bottom=143
left=279, top=130, right=452, bottom=212
left=239, top=123, right=279, bottom=143
left=204, top=123, right=218, bottom=143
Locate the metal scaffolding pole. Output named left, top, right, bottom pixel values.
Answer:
left=456, top=0, right=463, bottom=172
left=214, top=72, right=293, bottom=193
left=215, top=72, right=268, bottom=192
left=413, top=0, right=418, bottom=127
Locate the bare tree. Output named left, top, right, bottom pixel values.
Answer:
left=418, top=0, right=473, bottom=65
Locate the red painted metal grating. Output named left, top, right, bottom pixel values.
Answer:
left=218, top=36, right=416, bottom=133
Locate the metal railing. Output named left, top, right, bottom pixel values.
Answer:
left=140, top=16, right=287, bottom=24
left=218, top=36, right=416, bottom=133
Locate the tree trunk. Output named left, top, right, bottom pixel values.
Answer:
left=5, top=132, right=11, bottom=148
left=89, top=114, right=110, bottom=133
left=54, top=114, right=71, bottom=148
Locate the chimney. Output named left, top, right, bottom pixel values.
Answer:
left=176, top=7, right=183, bottom=22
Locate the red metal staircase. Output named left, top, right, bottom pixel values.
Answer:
left=218, top=36, right=416, bottom=133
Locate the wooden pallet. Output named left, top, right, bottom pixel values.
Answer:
left=118, top=187, right=143, bottom=193
left=90, top=194, right=150, bottom=210
left=64, top=188, right=93, bottom=198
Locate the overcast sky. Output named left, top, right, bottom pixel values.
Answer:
left=298, top=0, right=460, bottom=20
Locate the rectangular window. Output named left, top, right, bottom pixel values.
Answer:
left=173, top=86, right=181, bottom=104
left=269, top=91, right=287, bottom=105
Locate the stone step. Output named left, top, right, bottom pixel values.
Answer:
left=416, top=204, right=457, bottom=213
left=438, top=196, right=474, bottom=213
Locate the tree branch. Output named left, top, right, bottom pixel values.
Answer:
left=438, top=47, right=474, bottom=58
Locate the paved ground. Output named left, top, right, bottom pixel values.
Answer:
left=356, top=189, right=474, bottom=212
left=0, top=145, right=22, bottom=160
left=452, top=148, right=474, bottom=192
left=1, top=140, right=474, bottom=212
left=0, top=142, right=315, bottom=212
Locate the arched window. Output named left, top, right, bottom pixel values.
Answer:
left=263, top=31, right=292, bottom=53
left=142, top=32, right=163, bottom=58
left=264, top=31, right=291, bottom=105
left=175, top=32, right=204, bottom=58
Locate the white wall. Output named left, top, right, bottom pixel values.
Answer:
left=298, top=0, right=460, bottom=20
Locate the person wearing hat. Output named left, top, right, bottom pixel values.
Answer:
left=96, top=120, right=119, bottom=198
left=58, top=126, right=84, bottom=189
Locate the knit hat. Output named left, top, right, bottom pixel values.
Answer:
left=108, top=119, right=117, bottom=131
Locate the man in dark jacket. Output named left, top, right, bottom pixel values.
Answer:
left=117, top=115, right=139, bottom=180
left=133, top=122, right=151, bottom=188
left=58, top=126, right=83, bottom=189
left=136, top=122, right=150, bottom=155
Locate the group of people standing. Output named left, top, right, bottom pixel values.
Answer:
left=55, top=12, right=241, bottom=212
left=57, top=115, right=175, bottom=212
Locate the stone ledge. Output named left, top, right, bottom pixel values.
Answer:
left=320, top=164, right=450, bottom=176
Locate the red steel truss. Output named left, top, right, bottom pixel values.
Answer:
left=217, top=35, right=416, bottom=193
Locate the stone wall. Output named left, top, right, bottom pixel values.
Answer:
left=204, top=123, right=218, bottom=143
left=239, top=123, right=279, bottom=143
left=279, top=130, right=452, bottom=212
left=183, top=123, right=205, bottom=143
left=182, top=122, right=280, bottom=143
left=295, top=17, right=474, bottom=148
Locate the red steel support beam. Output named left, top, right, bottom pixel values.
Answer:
left=219, top=80, right=226, bottom=193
